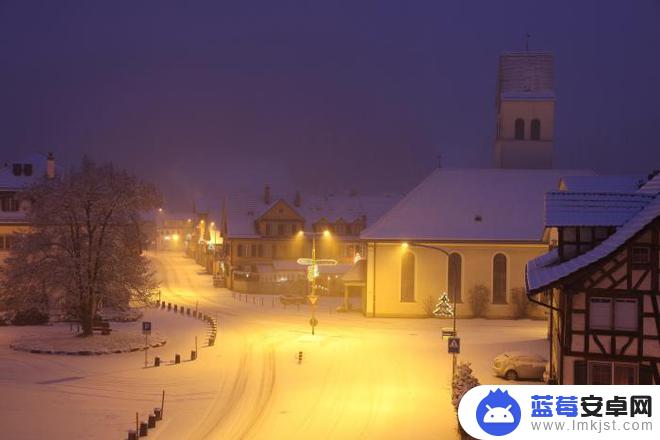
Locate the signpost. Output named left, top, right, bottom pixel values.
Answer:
left=448, top=337, right=460, bottom=354
left=142, top=321, right=151, bottom=368
left=296, top=234, right=337, bottom=335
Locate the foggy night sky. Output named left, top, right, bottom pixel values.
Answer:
left=1, top=1, right=659, bottom=210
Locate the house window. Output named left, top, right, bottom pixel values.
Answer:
left=23, top=164, right=33, bottom=176
left=588, top=362, right=638, bottom=385
left=631, top=246, right=651, bottom=265
left=589, top=297, right=638, bottom=331
left=250, top=244, right=258, bottom=257
left=400, top=252, right=415, bottom=302
left=257, top=244, right=264, bottom=257
left=237, top=244, right=244, bottom=257
left=448, top=253, right=462, bottom=303
left=265, top=223, right=272, bottom=236
left=277, top=224, right=285, bottom=236
left=530, top=119, right=541, bottom=140
left=272, top=244, right=278, bottom=258
left=12, top=163, right=22, bottom=176
left=589, top=362, right=612, bottom=385
left=492, top=253, right=507, bottom=304
left=514, top=118, right=525, bottom=140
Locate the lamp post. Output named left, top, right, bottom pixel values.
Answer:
left=402, top=242, right=458, bottom=377
left=297, top=230, right=336, bottom=335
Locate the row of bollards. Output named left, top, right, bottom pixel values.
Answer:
left=127, top=391, right=165, bottom=439
left=153, top=300, right=217, bottom=367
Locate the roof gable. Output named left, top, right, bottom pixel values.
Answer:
left=256, top=199, right=304, bottom=222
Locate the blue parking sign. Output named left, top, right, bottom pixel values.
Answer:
left=448, top=337, right=460, bottom=354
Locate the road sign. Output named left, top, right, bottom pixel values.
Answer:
left=448, top=337, right=460, bottom=354
left=297, top=258, right=314, bottom=266
left=309, top=317, right=318, bottom=327
left=308, top=295, right=319, bottom=305
left=142, top=321, right=152, bottom=335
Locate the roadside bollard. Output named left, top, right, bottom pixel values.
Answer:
left=167, top=303, right=171, bottom=311
left=208, top=337, right=215, bottom=347
left=191, top=350, right=197, bottom=361
left=128, top=430, right=137, bottom=440
left=180, top=307, right=184, bottom=314
left=139, top=421, right=148, bottom=437
left=186, top=308, right=190, bottom=315
left=193, top=311, right=197, bottom=318
left=148, top=415, right=156, bottom=429
left=173, top=305, right=177, bottom=312
left=298, top=351, right=303, bottom=364
left=174, top=354, right=181, bottom=364
left=154, top=357, right=160, bottom=367
left=154, top=408, right=162, bottom=421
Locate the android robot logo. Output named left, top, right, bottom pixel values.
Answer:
left=476, top=389, right=521, bottom=436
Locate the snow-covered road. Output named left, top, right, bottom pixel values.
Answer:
left=0, top=251, right=548, bottom=439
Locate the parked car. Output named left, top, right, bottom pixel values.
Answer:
left=492, top=351, right=547, bottom=381
left=279, top=294, right=307, bottom=305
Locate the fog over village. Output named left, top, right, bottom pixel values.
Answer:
left=0, top=2, right=659, bottom=440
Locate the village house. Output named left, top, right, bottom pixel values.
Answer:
left=526, top=172, right=660, bottom=385
left=0, top=153, right=57, bottom=264
left=216, top=186, right=399, bottom=297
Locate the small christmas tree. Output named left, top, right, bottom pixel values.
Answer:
left=433, top=292, right=454, bottom=318
left=452, top=361, right=480, bottom=411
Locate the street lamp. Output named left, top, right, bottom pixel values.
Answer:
left=401, top=241, right=458, bottom=377
left=297, top=229, right=336, bottom=335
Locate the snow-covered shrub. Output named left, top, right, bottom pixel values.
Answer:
left=468, top=284, right=489, bottom=318
left=452, top=361, right=480, bottom=411
left=421, top=295, right=436, bottom=317
left=510, top=287, right=530, bottom=319
left=12, top=308, right=49, bottom=326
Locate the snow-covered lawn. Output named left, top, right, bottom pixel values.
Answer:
left=9, top=319, right=166, bottom=355
left=0, top=251, right=549, bottom=439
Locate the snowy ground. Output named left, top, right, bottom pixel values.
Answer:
left=9, top=320, right=166, bottom=354
left=0, top=251, right=548, bottom=439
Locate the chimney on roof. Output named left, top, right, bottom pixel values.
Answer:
left=294, top=190, right=301, bottom=207
left=264, top=184, right=271, bottom=205
left=46, top=152, right=55, bottom=179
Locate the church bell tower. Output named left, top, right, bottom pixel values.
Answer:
left=494, top=52, right=555, bottom=169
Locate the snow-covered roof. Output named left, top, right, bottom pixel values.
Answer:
left=361, top=168, right=594, bottom=242
left=545, top=192, right=653, bottom=227
left=638, top=173, right=660, bottom=195
left=341, top=259, right=366, bottom=283
left=526, top=194, right=660, bottom=293
left=223, top=191, right=401, bottom=239
left=498, top=52, right=554, bottom=100
left=558, top=175, right=646, bottom=193
left=0, top=152, right=53, bottom=190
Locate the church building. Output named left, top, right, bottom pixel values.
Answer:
left=359, top=51, right=595, bottom=319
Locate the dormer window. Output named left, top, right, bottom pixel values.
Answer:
left=23, top=164, right=33, bottom=176
left=531, top=119, right=541, bottom=140
left=12, top=163, right=22, bottom=176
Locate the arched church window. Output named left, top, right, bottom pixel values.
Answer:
left=400, top=252, right=415, bottom=302
left=514, top=119, right=525, bottom=140
left=531, top=119, right=541, bottom=140
left=492, top=253, right=507, bottom=304
left=448, top=253, right=462, bottom=303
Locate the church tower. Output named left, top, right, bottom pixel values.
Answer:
left=494, top=52, right=555, bottom=169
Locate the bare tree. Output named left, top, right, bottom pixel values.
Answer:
left=1, top=158, right=161, bottom=335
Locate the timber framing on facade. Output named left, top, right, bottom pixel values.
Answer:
left=527, top=180, right=660, bottom=385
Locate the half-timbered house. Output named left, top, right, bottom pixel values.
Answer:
left=526, top=173, right=660, bottom=384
